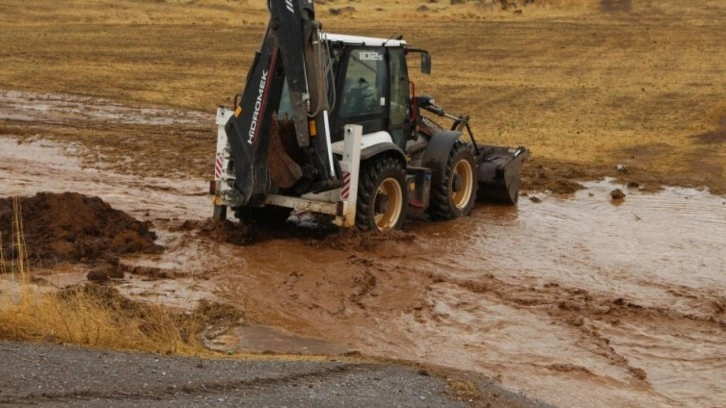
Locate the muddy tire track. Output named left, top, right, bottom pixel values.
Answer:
left=441, top=273, right=726, bottom=328
left=416, top=273, right=654, bottom=383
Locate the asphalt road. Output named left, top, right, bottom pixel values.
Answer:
left=0, top=341, right=549, bottom=408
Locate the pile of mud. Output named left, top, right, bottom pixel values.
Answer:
left=0, top=192, right=161, bottom=267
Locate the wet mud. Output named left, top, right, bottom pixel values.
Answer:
left=2, top=96, right=726, bottom=407
left=0, top=192, right=161, bottom=267
left=208, top=325, right=349, bottom=356
left=214, top=182, right=725, bottom=407
left=0, top=90, right=213, bottom=180
left=0, top=89, right=207, bottom=126
left=176, top=219, right=258, bottom=247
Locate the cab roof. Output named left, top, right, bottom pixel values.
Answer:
left=322, top=33, right=407, bottom=48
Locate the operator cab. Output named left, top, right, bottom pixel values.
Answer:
left=326, top=34, right=432, bottom=151
left=277, top=33, right=430, bottom=152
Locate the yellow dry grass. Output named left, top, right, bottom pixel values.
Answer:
left=0, top=198, right=206, bottom=355
left=0, top=285, right=205, bottom=354
left=448, top=379, right=481, bottom=402
left=0, top=0, right=724, bottom=192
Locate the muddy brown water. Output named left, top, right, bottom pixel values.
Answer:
left=0, top=90, right=208, bottom=126
left=2, top=133, right=725, bottom=406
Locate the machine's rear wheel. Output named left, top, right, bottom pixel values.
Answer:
left=429, top=142, right=478, bottom=220
left=356, top=156, right=408, bottom=231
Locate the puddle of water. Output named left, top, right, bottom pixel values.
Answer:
left=374, top=182, right=725, bottom=406
left=454, top=180, right=726, bottom=304
left=0, top=90, right=210, bottom=126
left=208, top=325, right=349, bottom=356
left=115, top=274, right=222, bottom=311
left=1, top=270, right=220, bottom=313
left=0, top=138, right=209, bottom=222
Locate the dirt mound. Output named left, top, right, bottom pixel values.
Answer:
left=0, top=192, right=161, bottom=267
left=522, top=158, right=590, bottom=194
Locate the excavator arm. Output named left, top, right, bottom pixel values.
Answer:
left=224, top=0, right=337, bottom=207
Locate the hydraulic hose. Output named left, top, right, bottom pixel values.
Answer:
left=306, top=28, right=332, bottom=118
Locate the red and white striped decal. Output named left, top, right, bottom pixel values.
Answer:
left=340, top=172, right=351, bottom=200
left=214, top=153, right=223, bottom=179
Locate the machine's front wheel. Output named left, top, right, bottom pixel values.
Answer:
left=429, top=142, right=478, bottom=220
left=356, top=156, right=408, bottom=231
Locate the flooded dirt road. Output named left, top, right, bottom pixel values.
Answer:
left=1, top=93, right=725, bottom=407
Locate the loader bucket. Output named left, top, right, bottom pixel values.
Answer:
left=476, top=145, right=529, bottom=205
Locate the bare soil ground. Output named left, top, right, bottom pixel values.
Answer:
left=1, top=1, right=726, bottom=407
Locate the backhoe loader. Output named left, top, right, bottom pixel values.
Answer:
left=210, top=0, right=528, bottom=231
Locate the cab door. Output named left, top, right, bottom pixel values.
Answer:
left=332, top=47, right=388, bottom=141
left=387, top=47, right=411, bottom=150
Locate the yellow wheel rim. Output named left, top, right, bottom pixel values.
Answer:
left=452, top=159, right=474, bottom=209
left=373, top=177, right=403, bottom=231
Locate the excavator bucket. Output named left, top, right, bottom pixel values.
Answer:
left=476, top=145, right=529, bottom=205
left=267, top=118, right=303, bottom=189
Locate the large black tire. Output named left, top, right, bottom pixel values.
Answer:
left=429, top=142, right=478, bottom=220
left=356, top=155, right=408, bottom=231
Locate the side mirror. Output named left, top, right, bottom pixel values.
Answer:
left=421, top=53, right=431, bottom=75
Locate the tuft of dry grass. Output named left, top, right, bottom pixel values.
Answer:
left=0, top=238, right=4, bottom=276
left=0, top=229, right=6, bottom=276
left=448, top=379, right=481, bottom=402
left=0, top=197, right=30, bottom=283
left=0, top=284, right=205, bottom=355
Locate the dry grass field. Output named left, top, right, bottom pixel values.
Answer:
left=1, top=0, right=724, bottom=193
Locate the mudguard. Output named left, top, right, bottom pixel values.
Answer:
left=421, top=130, right=462, bottom=186
left=361, top=142, right=406, bottom=165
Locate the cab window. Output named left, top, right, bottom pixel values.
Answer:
left=340, top=48, right=387, bottom=119
left=388, top=48, right=410, bottom=148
